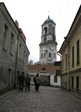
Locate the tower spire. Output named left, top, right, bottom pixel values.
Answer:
left=48, top=11, right=50, bottom=18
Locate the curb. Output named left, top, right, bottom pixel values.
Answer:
left=0, top=90, right=17, bottom=99
left=70, top=92, right=81, bottom=99
left=61, top=89, right=81, bottom=99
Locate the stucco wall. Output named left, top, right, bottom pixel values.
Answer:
left=50, top=75, right=61, bottom=86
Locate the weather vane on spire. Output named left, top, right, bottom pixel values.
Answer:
left=48, top=11, right=50, bottom=18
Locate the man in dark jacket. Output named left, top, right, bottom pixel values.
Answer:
left=18, top=72, right=25, bottom=91
left=25, top=74, right=31, bottom=92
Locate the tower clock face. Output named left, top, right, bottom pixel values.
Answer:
left=47, top=35, right=52, bottom=40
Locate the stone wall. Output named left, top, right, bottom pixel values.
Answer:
left=0, top=3, right=29, bottom=91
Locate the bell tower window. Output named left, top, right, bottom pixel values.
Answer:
left=41, top=54, right=43, bottom=58
left=49, top=53, right=51, bottom=57
left=44, top=27, right=47, bottom=35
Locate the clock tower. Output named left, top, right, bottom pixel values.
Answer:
left=39, top=16, right=57, bottom=65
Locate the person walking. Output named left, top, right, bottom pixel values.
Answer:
left=25, top=74, right=31, bottom=92
left=18, top=72, right=25, bottom=92
left=35, top=73, right=41, bottom=92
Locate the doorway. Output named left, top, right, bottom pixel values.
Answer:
left=76, top=76, right=79, bottom=90
left=71, top=77, right=74, bottom=89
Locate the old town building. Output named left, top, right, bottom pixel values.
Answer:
left=39, top=16, right=57, bottom=65
left=29, top=16, right=61, bottom=87
left=59, top=5, right=81, bottom=92
left=28, top=65, right=61, bottom=86
left=0, top=3, right=30, bottom=91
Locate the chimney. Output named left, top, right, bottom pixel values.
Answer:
left=15, top=20, right=19, bottom=28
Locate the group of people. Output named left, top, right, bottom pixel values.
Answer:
left=18, top=73, right=41, bottom=92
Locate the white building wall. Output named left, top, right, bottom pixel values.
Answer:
left=50, top=75, right=61, bottom=87
left=40, top=44, right=57, bottom=65
left=29, top=71, right=61, bottom=87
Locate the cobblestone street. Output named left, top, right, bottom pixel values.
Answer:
left=0, top=86, right=81, bottom=112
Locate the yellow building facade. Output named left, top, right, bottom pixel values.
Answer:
left=59, top=5, right=81, bottom=92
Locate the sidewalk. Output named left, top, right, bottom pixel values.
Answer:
left=70, top=90, right=81, bottom=99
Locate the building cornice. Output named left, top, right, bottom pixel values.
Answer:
left=39, top=41, right=57, bottom=46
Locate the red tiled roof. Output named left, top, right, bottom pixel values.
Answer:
left=28, top=65, right=60, bottom=73
left=15, top=20, right=26, bottom=43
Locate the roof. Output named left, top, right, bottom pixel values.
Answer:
left=28, top=65, right=60, bottom=74
left=15, top=20, right=26, bottom=43
left=42, top=16, right=56, bottom=25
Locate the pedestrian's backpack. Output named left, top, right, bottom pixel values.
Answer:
left=35, top=77, right=41, bottom=84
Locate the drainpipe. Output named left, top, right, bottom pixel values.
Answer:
left=57, top=52, right=62, bottom=89
left=14, top=35, right=19, bottom=88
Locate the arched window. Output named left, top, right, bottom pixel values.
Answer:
left=42, top=67, right=46, bottom=71
left=44, top=27, right=47, bottom=35
left=49, top=53, right=51, bottom=57
left=41, top=54, right=43, bottom=58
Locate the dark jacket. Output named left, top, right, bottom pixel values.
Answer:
left=18, top=75, right=25, bottom=82
left=25, top=77, right=31, bottom=84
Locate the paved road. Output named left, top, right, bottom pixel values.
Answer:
left=0, top=86, right=81, bottom=112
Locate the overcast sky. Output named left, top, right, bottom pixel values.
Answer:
left=0, top=0, right=81, bottom=63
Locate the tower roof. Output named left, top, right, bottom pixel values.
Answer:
left=42, top=16, right=56, bottom=25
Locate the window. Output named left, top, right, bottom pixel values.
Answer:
left=54, top=76, right=57, bottom=82
left=71, top=77, right=74, bottom=89
left=49, top=53, right=51, bottom=57
left=10, top=33, right=14, bottom=55
left=41, top=54, right=43, bottom=58
left=72, top=46, right=74, bottom=67
left=42, top=67, right=46, bottom=71
left=8, top=69, right=12, bottom=88
left=77, top=40, right=79, bottom=65
left=44, top=27, right=47, bottom=35
left=3, top=24, right=8, bottom=50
